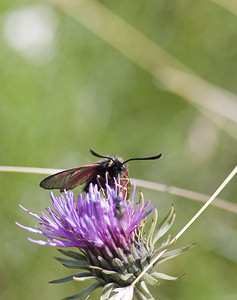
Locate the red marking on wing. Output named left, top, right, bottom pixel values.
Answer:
left=63, top=167, right=98, bottom=190
left=40, top=163, right=100, bottom=191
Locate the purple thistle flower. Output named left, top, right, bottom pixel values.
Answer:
left=17, top=184, right=155, bottom=251
left=17, top=182, right=193, bottom=300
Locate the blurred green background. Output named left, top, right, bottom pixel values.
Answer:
left=0, top=0, right=237, bottom=299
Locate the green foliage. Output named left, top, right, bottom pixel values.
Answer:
left=0, top=0, right=236, bottom=299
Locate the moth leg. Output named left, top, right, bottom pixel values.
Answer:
left=119, top=176, right=131, bottom=200
left=96, top=174, right=107, bottom=198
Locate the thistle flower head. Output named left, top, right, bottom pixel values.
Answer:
left=17, top=182, right=193, bottom=300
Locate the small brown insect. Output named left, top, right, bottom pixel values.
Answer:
left=40, top=149, right=162, bottom=197
left=114, top=195, right=125, bottom=220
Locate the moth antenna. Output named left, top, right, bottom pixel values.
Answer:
left=90, top=149, right=115, bottom=162
left=123, top=153, right=163, bottom=164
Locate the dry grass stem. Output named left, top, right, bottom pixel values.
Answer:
left=47, top=0, right=237, bottom=130
left=210, top=0, right=237, bottom=15
left=132, top=178, right=237, bottom=214
left=131, top=165, right=237, bottom=287
left=0, top=166, right=62, bottom=174
left=1, top=166, right=236, bottom=213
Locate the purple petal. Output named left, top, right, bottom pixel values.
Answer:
left=17, top=184, right=154, bottom=252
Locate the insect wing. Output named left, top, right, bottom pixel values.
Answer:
left=40, top=163, right=100, bottom=192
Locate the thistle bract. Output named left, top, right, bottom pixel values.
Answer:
left=17, top=183, right=193, bottom=300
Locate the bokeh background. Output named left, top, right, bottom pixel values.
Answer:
left=0, top=0, right=237, bottom=299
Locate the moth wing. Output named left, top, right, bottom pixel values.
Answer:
left=40, top=163, right=100, bottom=192
left=63, top=165, right=100, bottom=191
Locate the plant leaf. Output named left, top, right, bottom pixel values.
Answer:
left=73, top=275, right=97, bottom=281
left=55, top=257, right=88, bottom=269
left=152, top=205, right=175, bottom=245
left=100, top=283, right=116, bottom=300
left=135, top=281, right=155, bottom=300
left=142, top=273, right=160, bottom=286
left=63, top=282, right=102, bottom=300
left=50, top=273, right=84, bottom=284
left=146, top=209, right=158, bottom=249
left=156, top=243, right=195, bottom=265
left=150, top=271, right=184, bottom=281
